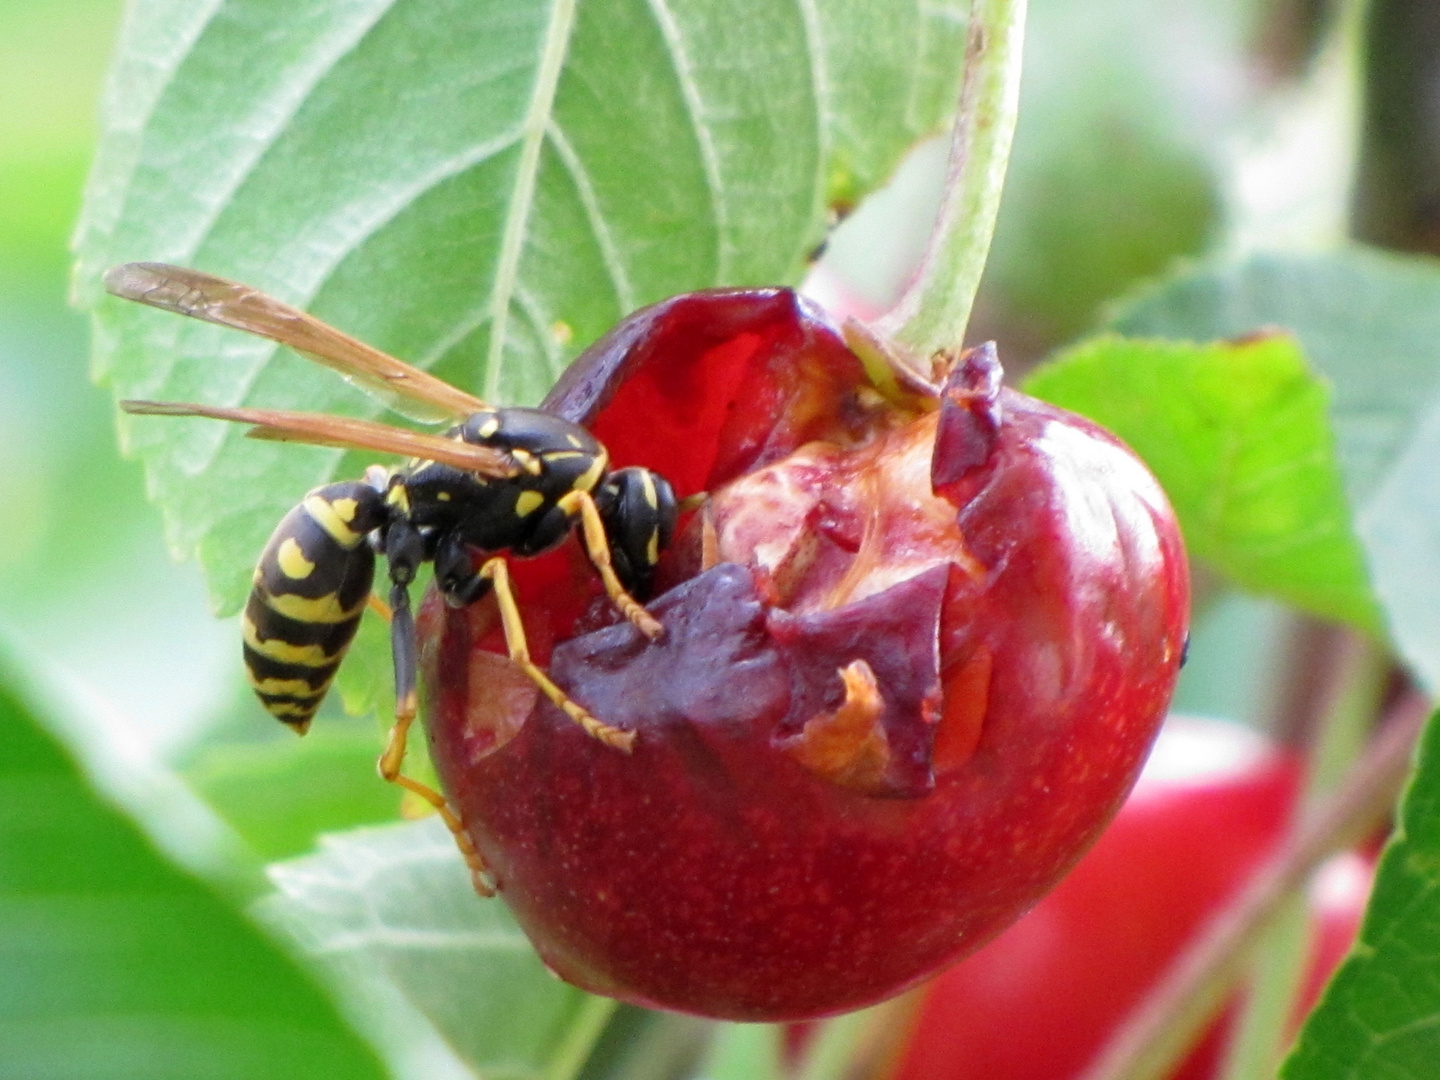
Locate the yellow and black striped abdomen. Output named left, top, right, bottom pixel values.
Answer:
left=243, top=481, right=389, bottom=732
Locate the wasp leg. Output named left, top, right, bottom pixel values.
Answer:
left=366, top=592, right=393, bottom=620
left=377, top=577, right=419, bottom=779
left=478, top=556, right=636, bottom=752
left=376, top=529, right=494, bottom=896
left=555, top=489, right=664, bottom=640
left=433, top=529, right=492, bottom=608
left=386, top=763, right=496, bottom=898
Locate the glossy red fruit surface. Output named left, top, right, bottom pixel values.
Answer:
left=419, top=290, right=1190, bottom=1020
left=888, top=718, right=1370, bottom=1080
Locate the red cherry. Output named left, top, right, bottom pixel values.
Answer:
left=419, top=290, right=1190, bottom=1020
left=887, top=718, right=1370, bottom=1080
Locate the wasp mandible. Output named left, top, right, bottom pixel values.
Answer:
left=106, top=263, right=677, bottom=886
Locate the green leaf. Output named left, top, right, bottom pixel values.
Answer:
left=260, top=818, right=614, bottom=1080
left=334, top=605, right=396, bottom=722
left=977, top=0, right=1235, bottom=340
left=1112, top=247, right=1440, bottom=690
left=186, top=727, right=403, bottom=861
left=1025, top=333, right=1379, bottom=630
left=577, top=1006, right=713, bottom=1080
left=0, top=654, right=386, bottom=1080
left=1281, top=711, right=1440, bottom=1079
left=698, top=1024, right=783, bottom=1080
left=76, top=0, right=968, bottom=614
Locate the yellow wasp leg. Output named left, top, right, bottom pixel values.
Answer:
left=371, top=596, right=495, bottom=897
left=479, top=556, right=637, bottom=752
left=555, top=488, right=664, bottom=640
left=392, top=772, right=495, bottom=898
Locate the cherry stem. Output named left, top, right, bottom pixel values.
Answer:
left=701, top=1022, right=783, bottom=1080
left=797, top=1009, right=871, bottom=1080
left=870, top=0, right=1027, bottom=364
left=1217, top=634, right=1388, bottom=1080
left=793, top=991, right=922, bottom=1080
left=1079, top=693, right=1430, bottom=1080
left=545, top=994, right=617, bottom=1080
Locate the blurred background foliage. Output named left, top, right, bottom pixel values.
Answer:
left=1, top=0, right=1415, bottom=1075
left=0, top=0, right=1297, bottom=853
left=0, top=0, right=400, bottom=1074
left=0, top=0, right=234, bottom=756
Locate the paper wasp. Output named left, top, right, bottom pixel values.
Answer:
left=106, top=263, right=677, bottom=886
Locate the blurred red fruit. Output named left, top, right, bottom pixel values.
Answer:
left=887, top=717, right=1371, bottom=1080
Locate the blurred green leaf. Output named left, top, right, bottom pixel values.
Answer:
left=1113, top=248, right=1440, bottom=690
left=1281, top=710, right=1440, bottom=1080
left=0, top=0, right=119, bottom=151
left=186, top=727, right=402, bottom=861
left=698, top=1024, right=782, bottom=1080
left=976, top=0, right=1239, bottom=341
left=260, top=818, right=614, bottom=1080
left=988, top=115, right=1217, bottom=342
left=76, top=0, right=968, bottom=614
left=0, top=0, right=243, bottom=759
left=0, top=0, right=119, bottom=272
left=1026, top=333, right=1378, bottom=630
left=0, top=155, right=97, bottom=275
left=577, top=1006, right=712, bottom=1080
left=1170, top=590, right=1288, bottom=724
left=0, top=654, right=386, bottom=1080
left=334, top=606, right=395, bottom=723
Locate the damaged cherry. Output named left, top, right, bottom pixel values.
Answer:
left=418, top=289, right=1190, bottom=1021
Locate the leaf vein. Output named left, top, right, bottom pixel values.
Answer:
left=74, top=0, right=229, bottom=271
left=793, top=0, right=832, bottom=233
left=514, top=285, right=565, bottom=380
left=137, top=0, right=399, bottom=275
left=484, top=0, right=581, bottom=402
left=641, top=0, right=729, bottom=280
left=185, top=133, right=523, bottom=477
left=546, top=120, right=636, bottom=313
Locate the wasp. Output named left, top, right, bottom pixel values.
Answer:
left=106, top=263, right=677, bottom=888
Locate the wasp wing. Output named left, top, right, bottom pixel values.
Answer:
left=104, top=262, right=488, bottom=424
left=121, top=401, right=519, bottom=478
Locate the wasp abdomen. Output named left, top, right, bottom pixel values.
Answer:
left=243, top=481, right=390, bottom=731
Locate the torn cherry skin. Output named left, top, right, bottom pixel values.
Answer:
left=420, top=289, right=1190, bottom=1021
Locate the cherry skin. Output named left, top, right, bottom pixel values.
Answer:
left=886, top=717, right=1371, bottom=1080
left=419, top=290, right=1190, bottom=1020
